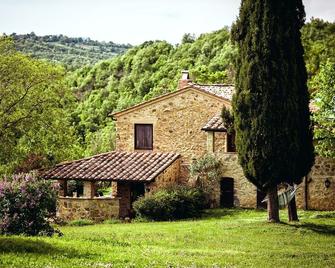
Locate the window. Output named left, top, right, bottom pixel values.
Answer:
left=134, top=124, right=153, bottom=150
left=227, top=132, right=236, bottom=152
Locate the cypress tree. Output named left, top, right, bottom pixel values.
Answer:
left=232, top=0, right=314, bottom=222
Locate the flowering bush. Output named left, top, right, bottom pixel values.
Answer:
left=0, top=173, right=58, bottom=236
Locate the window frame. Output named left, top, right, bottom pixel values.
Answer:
left=134, top=123, right=153, bottom=150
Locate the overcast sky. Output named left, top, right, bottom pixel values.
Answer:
left=1, top=0, right=334, bottom=45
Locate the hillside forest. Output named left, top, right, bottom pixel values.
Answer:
left=8, top=32, right=131, bottom=69
left=0, top=18, right=334, bottom=174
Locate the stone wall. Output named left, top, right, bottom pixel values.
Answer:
left=214, top=132, right=227, bottom=154
left=114, top=88, right=230, bottom=181
left=57, top=197, right=120, bottom=222
left=215, top=154, right=335, bottom=211
left=296, top=156, right=335, bottom=211
left=145, top=159, right=181, bottom=193
left=217, top=153, right=257, bottom=208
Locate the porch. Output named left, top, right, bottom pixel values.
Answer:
left=41, top=151, right=180, bottom=221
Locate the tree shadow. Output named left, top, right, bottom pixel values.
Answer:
left=200, top=208, right=252, bottom=219
left=0, top=237, right=94, bottom=258
left=282, top=222, right=335, bottom=236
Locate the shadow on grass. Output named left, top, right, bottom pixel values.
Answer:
left=201, top=208, right=254, bottom=219
left=283, top=222, right=335, bottom=236
left=312, top=212, right=335, bottom=219
left=0, top=237, right=95, bottom=258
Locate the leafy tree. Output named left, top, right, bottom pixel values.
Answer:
left=181, top=33, right=196, bottom=44
left=190, top=154, right=222, bottom=206
left=232, top=0, right=314, bottom=222
left=312, top=61, right=335, bottom=157
left=302, top=18, right=335, bottom=84
left=221, top=106, right=234, bottom=134
left=0, top=37, right=81, bottom=174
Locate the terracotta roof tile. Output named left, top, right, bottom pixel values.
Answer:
left=191, top=84, right=235, bottom=101
left=41, top=151, right=180, bottom=181
left=201, top=114, right=226, bottom=132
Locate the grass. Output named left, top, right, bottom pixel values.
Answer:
left=67, top=219, right=94, bottom=226
left=0, top=209, right=335, bottom=267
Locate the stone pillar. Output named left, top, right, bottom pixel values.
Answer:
left=58, top=179, right=67, bottom=197
left=83, top=181, right=95, bottom=198
left=207, top=131, right=214, bottom=153
left=111, top=181, right=118, bottom=198
left=117, top=182, right=131, bottom=218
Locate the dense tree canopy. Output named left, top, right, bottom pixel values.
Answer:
left=0, top=37, right=81, bottom=174
left=312, top=61, right=335, bottom=158
left=232, top=0, right=314, bottom=221
left=302, top=18, right=335, bottom=85
left=8, top=32, right=131, bottom=70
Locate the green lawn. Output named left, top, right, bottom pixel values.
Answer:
left=0, top=209, right=335, bottom=268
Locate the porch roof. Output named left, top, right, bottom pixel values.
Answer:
left=41, top=151, right=180, bottom=182
left=201, top=114, right=227, bottom=132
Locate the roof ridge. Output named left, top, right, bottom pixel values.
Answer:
left=192, top=83, right=235, bottom=87
left=53, top=151, right=179, bottom=167
left=54, top=151, right=115, bottom=167
left=112, top=85, right=229, bottom=117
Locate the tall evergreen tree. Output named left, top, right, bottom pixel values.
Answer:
left=232, top=0, right=314, bottom=222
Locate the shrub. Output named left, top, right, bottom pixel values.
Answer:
left=0, top=173, right=58, bottom=236
left=190, top=154, right=222, bottom=190
left=190, top=154, right=222, bottom=207
left=133, top=185, right=206, bottom=221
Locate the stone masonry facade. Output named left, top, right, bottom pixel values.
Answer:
left=114, top=82, right=335, bottom=211
left=114, top=88, right=231, bottom=182
left=145, top=158, right=181, bottom=193
left=296, top=156, right=335, bottom=210
left=217, top=153, right=257, bottom=208
left=57, top=197, right=120, bottom=222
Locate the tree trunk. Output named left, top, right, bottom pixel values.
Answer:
left=288, top=184, right=299, bottom=221
left=267, top=186, right=280, bottom=223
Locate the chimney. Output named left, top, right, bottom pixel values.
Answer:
left=178, top=70, right=192, bottom=89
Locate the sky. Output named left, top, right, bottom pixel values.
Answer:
left=1, top=0, right=334, bottom=45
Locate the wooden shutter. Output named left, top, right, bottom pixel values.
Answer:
left=135, top=124, right=153, bottom=150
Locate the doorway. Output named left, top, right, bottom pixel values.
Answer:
left=130, top=183, right=145, bottom=204
left=128, top=183, right=145, bottom=218
left=220, top=177, right=234, bottom=208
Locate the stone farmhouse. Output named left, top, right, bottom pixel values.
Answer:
left=43, top=71, right=335, bottom=221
